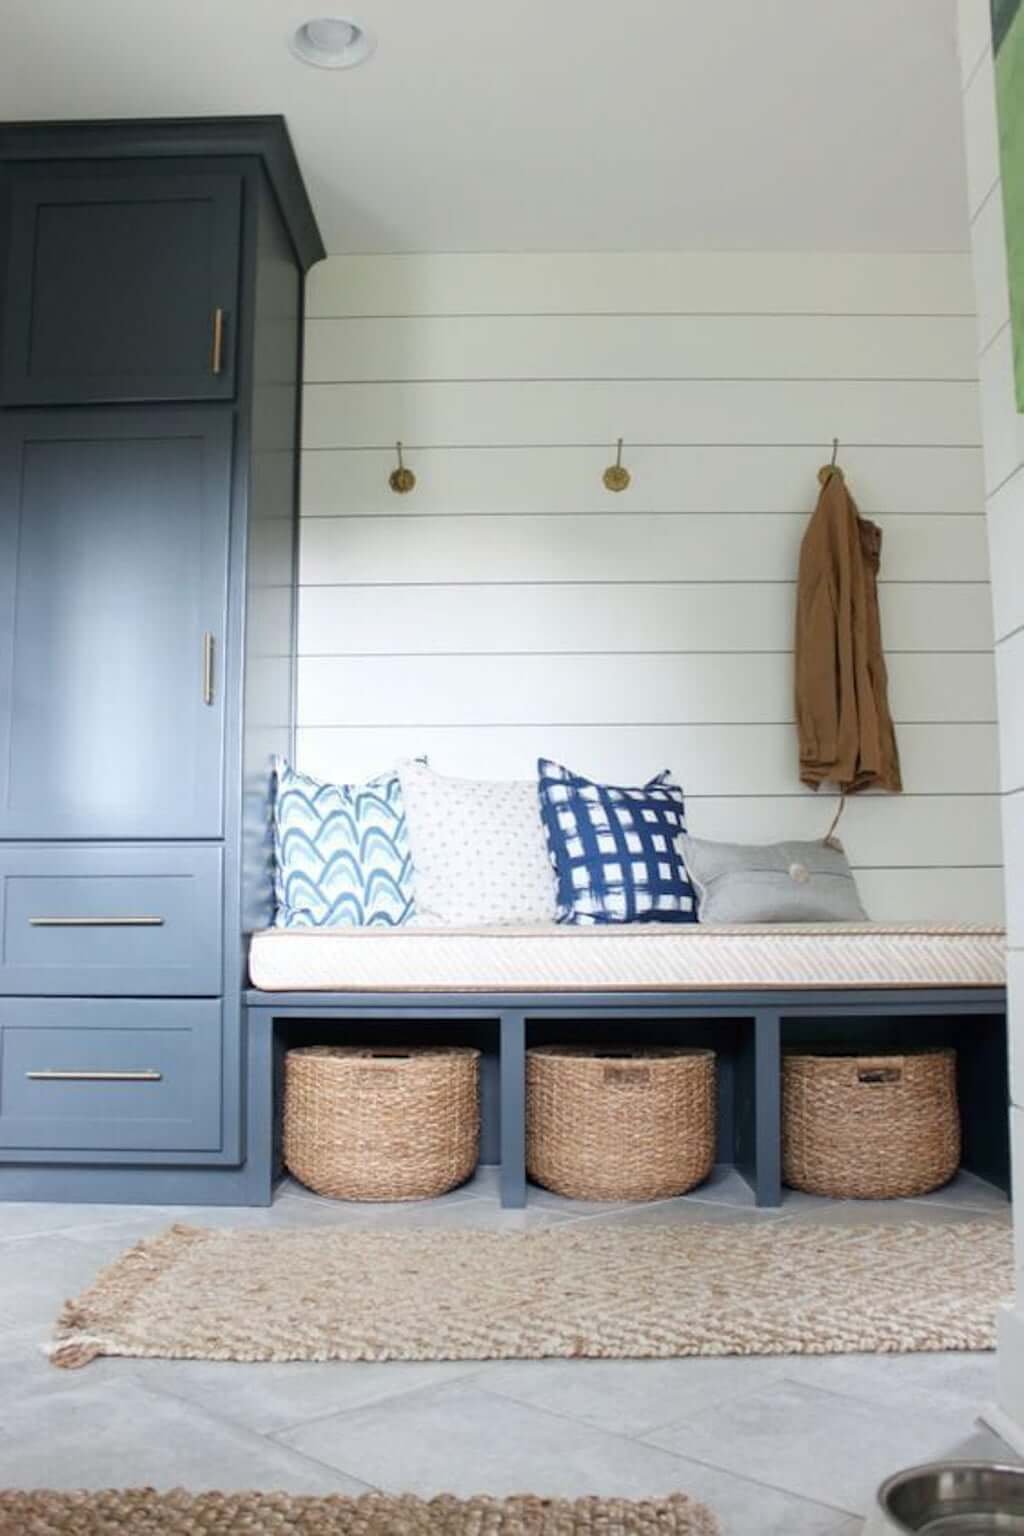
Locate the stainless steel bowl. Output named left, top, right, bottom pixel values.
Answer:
left=867, top=1461, right=1024, bottom=1533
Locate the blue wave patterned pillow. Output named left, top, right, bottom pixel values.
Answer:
left=272, top=759, right=415, bottom=928
left=538, top=758, right=697, bottom=926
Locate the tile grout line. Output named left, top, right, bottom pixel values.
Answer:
left=478, top=1365, right=791, bottom=1442
left=627, top=1443, right=862, bottom=1525
left=120, top=1357, right=492, bottom=1443
left=266, top=1367, right=495, bottom=1441
left=19, top=1362, right=387, bottom=1497
left=459, top=1385, right=861, bottom=1524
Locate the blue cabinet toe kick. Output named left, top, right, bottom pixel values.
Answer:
left=244, top=986, right=1009, bottom=1214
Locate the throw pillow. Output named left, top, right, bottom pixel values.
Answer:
left=272, top=759, right=415, bottom=928
left=678, top=834, right=868, bottom=923
left=398, top=761, right=558, bottom=926
left=537, top=759, right=697, bottom=925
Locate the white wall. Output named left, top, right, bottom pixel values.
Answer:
left=297, top=251, right=1001, bottom=923
left=958, top=0, right=1024, bottom=1433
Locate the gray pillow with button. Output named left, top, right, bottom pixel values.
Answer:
left=678, top=834, right=868, bottom=924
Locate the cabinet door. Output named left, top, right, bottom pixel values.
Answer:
left=0, top=409, right=231, bottom=839
left=1, top=169, right=241, bottom=404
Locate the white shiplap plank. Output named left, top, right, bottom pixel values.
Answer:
left=298, top=582, right=994, bottom=658
left=294, top=722, right=1000, bottom=797
left=986, top=467, right=1024, bottom=643
left=855, top=867, right=1003, bottom=924
left=1009, top=950, right=1024, bottom=1103
left=959, top=0, right=992, bottom=87
left=969, top=182, right=1011, bottom=354
left=996, top=627, right=1024, bottom=794
left=298, top=513, right=990, bottom=586
left=302, top=379, right=981, bottom=451
left=307, top=253, right=976, bottom=320
left=882, top=585, right=994, bottom=651
left=886, top=652, right=996, bottom=724
left=296, top=653, right=995, bottom=728
left=1001, top=789, right=1024, bottom=946
left=300, top=444, right=985, bottom=518
left=979, top=323, right=1024, bottom=493
left=304, top=314, right=978, bottom=384
left=687, top=794, right=1002, bottom=870
left=962, top=47, right=1000, bottom=219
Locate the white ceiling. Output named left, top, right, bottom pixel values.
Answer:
left=0, top=0, right=969, bottom=255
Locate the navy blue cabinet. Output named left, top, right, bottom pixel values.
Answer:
left=1, top=168, right=242, bottom=405
left=0, top=409, right=231, bottom=839
left=0, top=118, right=323, bottom=1203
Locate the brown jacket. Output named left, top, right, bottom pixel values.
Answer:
left=795, top=469, right=902, bottom=793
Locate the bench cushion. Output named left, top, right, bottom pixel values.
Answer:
left=248, top=922, right=1005, bottom=994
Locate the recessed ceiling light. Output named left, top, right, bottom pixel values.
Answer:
left=289, top=16, right=375, bottom=69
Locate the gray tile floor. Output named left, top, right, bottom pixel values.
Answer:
left=0, top=1167, right=1016, bottom=1536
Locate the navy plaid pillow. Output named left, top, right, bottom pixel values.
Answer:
left=537, top=759, right=697, bottom=925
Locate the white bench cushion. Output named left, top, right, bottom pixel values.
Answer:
left=249, top=922, right=1006, bottom=994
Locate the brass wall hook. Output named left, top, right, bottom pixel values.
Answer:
left=389, top=441, right=416, bottom=495
left=603, top=437, right=631, bottom=493
left=817, top=436, right=843, bottom=486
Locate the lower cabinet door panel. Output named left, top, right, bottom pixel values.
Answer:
left=0, top=998, right=222, bottom=1155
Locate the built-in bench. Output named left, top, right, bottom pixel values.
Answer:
left=243, top=923, right=1009, bottom=1209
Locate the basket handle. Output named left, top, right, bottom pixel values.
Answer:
left=856, top=1056, right=904, bottom=1085
left=602, top=1063, right=652, bottom=1087
left=352, top=1052, right=411, bottom=1086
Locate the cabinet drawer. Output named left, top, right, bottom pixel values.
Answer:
left=0, top=846, right=222, bottom=995
left=0, top=999, right=222, bottom=1154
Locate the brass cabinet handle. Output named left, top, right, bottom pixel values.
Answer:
left=203, top=632, right=215, bottom=705
left=29, top=916, right=164, bottom=928
left=25, top=1070, right=163, bottom=1082
left=210, top=307, right=225, bottom=375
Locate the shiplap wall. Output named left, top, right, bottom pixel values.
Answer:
left=296, top=252, right=1002, bottom=923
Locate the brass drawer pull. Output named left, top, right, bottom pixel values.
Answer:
left=26, top=1069, right=163, bottom=1083
left=210, top=306, right=225, bottom=375
left=203, top=631, right=215, bottom=706
left=29, top=916, right=164, bottom=927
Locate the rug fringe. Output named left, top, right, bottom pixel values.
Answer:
left=46, top=1337, right=103, bottom=1370
left=47, top=1225, right=212, bottom=1369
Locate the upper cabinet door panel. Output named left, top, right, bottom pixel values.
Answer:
left=1, top=169, right=242, bottom=405
left=0, top=409, right=231, bottom=839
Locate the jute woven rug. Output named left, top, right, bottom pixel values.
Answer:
left=48, top=1219, right=1011, bottom=1370
left=0, top=1491, right=720, bottom=1536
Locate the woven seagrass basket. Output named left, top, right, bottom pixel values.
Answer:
left=782, top=1047, right=960, bottom=1199
left=283, top=1045, right=480, bottom=1201
left=526, top=1046, right=716, bottom=1201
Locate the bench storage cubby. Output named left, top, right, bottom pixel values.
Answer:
left=244, top=977, right=1009, bottom=1210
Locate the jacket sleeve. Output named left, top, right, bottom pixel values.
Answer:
left=795, top=477, right=851, bottom=790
